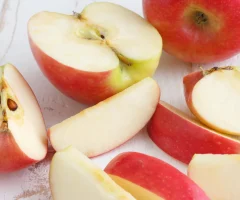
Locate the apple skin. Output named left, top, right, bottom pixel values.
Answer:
left=143, top=0, right=240, bottom=63
left=29, top=38, right=116, bottom=105
left=0, top=133, right=38, bottom=173
left=105, top=152, right=210, bottom=200
left=148, top=102, right=240, bottom=164
left=183, top=71, right=203, bottom=114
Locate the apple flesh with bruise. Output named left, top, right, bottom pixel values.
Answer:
left=48, top=78, right=160, bottom=157
left=188, top=154, right=240, bottom=200
left=0, top=64, right=47, bottom=172
left=105, top=152, right=210, bottom=200
left=28, top=2, right=162, bottom=104
left=184, top=67, right=240, bottom=136
left=50, top=146, right=136, bottom=200
left=143, top=0, right=240, bottom=63
left=147, top=101, right=240, bottom=164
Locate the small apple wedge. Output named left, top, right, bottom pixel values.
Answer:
left=105, top=152, right=210, bottom=200
left=0, top=64, right=47, bottom=172
left=28, top=2, right=162, bottom=104
left=147, top=101, right=240, bottom=164
left=188, top=154, right=240, bottom=200
left=48, top=77, right=160, bottom=157
left=50, top=146, right=136, bottom=200
left=184, top=67, right=240, bottom=136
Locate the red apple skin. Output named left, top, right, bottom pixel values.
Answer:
left=143, top=0, right=240, bottom=63
left=29, top=37, right=116, bottom=105
left=0, top=132, right=47, bottom=173
left=183, top=71, right=203, bottom=114
left=148, top=102, right=240, bottom=164
left=105, top=152, right=210, bottom=200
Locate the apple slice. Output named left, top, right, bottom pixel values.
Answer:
left=28, top=2, right=162, bottom=104
left=48, top=77, right=160, bottom=157
left=50, top=146, right=136, bottom=200
left=147, top=101, right=240, bottom=164
left=0, top=64, right=47, bottom=172
left=184, top=67, right=240, bottom=136
left=105, top=152, right=210, bottom=200
left=188, top=154, right=240, bottom=200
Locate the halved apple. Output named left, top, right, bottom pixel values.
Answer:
left=48, top=77, right=160, bottom=157
left=50, top=146, right=136, bottom=200
left=105, top=152, right=210, bottom=200
left=0, top=64, right=47, bottom=172
left=28, top=2, right=162, bottom=104
left=148, top=101, right=240, bottom=164
left=184, top=67, right=240, bottom=136
left=188, top=154, right=240, bottom=200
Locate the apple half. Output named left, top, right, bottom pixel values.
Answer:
left=188, top=154, right=240, bottom=200
left=28, top=2, right=162, bottom=104
left=50, top=146, right=136, bottom=200
left=105, top=152, right=210, bottom=200
left=184, top=66, right=240, bottom=136
left=48, top=77, right=160, bottom=157
left=0, top=64, right=47, bottom=172
left=147, top=101, right=240, bottom=164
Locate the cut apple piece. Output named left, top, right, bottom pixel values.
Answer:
left=28, top=2, right=162, bottom=104
left=0, top=64, right=47, bottom=172
left=148, top=101, right=240, bottom=164
left=188, top=154, right=240, bottom=200
left=48, top=77, right=160, bottom=157
left=105, top=152, right=209, bottom=200
left=50, top=146, right=136, bottom=200
left=184, top=67, right=240, bottom=136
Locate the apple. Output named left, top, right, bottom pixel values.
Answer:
left=188, top=154, right=240, bottom=200
left=48, top=77, right=160, bottom=157
left=0, top=64, right=47, bottom=172
left=50, top=146, right=136, bottom=200
left=28, top=2, right=162, bottom=104
left=184, top=66, right=240, bottom=136
left=147, top=101, right=240, bottom=164
left=143, top=0, right=240, bottom=63
left=105, top=152, right=210, bottom=200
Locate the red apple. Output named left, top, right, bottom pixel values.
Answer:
left=105, top=152, right=210, bottom=200
left=147, top=101, right=240, bottom=164
left=143, top=0, right=240, bottom=63
left=184, top=67, right=240, bottom=136
left=0, top=64, right=47, bottom=172
left=28, top=2, right=162, bottom=104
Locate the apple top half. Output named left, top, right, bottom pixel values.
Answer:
left=28, top=2, right=162, bottom=92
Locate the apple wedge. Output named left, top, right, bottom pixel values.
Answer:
left=184, top=67, right=240, bottom=136
left=188, top=154, right=240, bottom=200
left=0, top=64, right=47, bottom=172
left=105, top=152, right=210, bottom=200
left=147, top=101, right=240, bottom=164
left=50, top=146, right=136, bottom=200
left=48, top=77, right=160, bottom=157
left=28, top=2, right=162, bottom=104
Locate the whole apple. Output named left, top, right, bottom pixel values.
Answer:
left=143, top=0, right=240, bottom=63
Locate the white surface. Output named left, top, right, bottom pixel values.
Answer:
left=0, top=0, right=239, bottom=199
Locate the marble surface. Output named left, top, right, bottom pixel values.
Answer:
left=0, top=0, right=239, bottom=199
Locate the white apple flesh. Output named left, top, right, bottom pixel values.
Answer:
left=48, top=77, right=160, bottom=157
left=28, top=2, right=162, bottom=104
left=184, top=67, right=240, bottom=136
left=50, top=146, right=136, bottom=200
left=0, top=64, right=47, bottom=172
left=188, top=154, right=240, bottom=200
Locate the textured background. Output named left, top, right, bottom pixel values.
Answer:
left=0, top=0, right=239, bottom=199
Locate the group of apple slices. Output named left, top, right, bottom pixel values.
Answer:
left=1, top=1, right=240, bottom=200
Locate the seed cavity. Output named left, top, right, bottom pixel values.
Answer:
left=7, top=99, right=18, bottom=111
